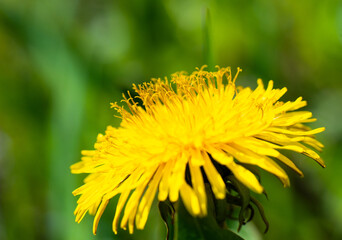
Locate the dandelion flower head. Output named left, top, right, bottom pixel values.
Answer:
left=71, top=66, right=325, bottom=235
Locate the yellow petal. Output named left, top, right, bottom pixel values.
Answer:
left=89, top=198, right=101, bottom=215
left=272, top=111, right=312, bottom=127
left=207, top=147, right=234, bottom=165
left=227, top=161, right=263, bottom=193
left=234, top=138, right=280, bottom=157
left=120, top=183, right=147, bottom=231
left=276, top=153, right=303, bottom=176
left=112, top=187, right=131, bottom=234
left=169, top=153, right=188, bottom=202
left=158, top=160, right=174, bottom=201
left=189, top=148, right=205, bottom=166
left=189, top=161, right=207, bottom=216
left=136, top=165, right=165, bottom=229
left=179, top=183, right=201, bottom=216
left=267, top=127, right=325, bottom=136
left=225, top=143, right=289, bottom=187
left=202, top=152, right=226, bottom=199
left=117, top=167, right=157, bottom=232
left=75, top=209, right=87, bottom=223
left=93, top=199, right=109, bottom=234
left=209, top=147, right=263, bottom=193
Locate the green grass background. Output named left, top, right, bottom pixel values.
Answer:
left=1, top=0, right=342, bottom=239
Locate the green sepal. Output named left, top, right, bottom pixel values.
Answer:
left=158, top=200, right=175, bottom=240
left=176, top=197, right=244, bottom=240
left=158, top=184, right=244, bottom=240
left=227, top=176, right=251, bottom=231
left=250, top=196, right=269, bottom=233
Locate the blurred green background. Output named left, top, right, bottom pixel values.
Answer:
left=1, top=0, right=342, bottom=239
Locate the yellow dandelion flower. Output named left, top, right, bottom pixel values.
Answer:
left=71, top=66, right=325, bottom=235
